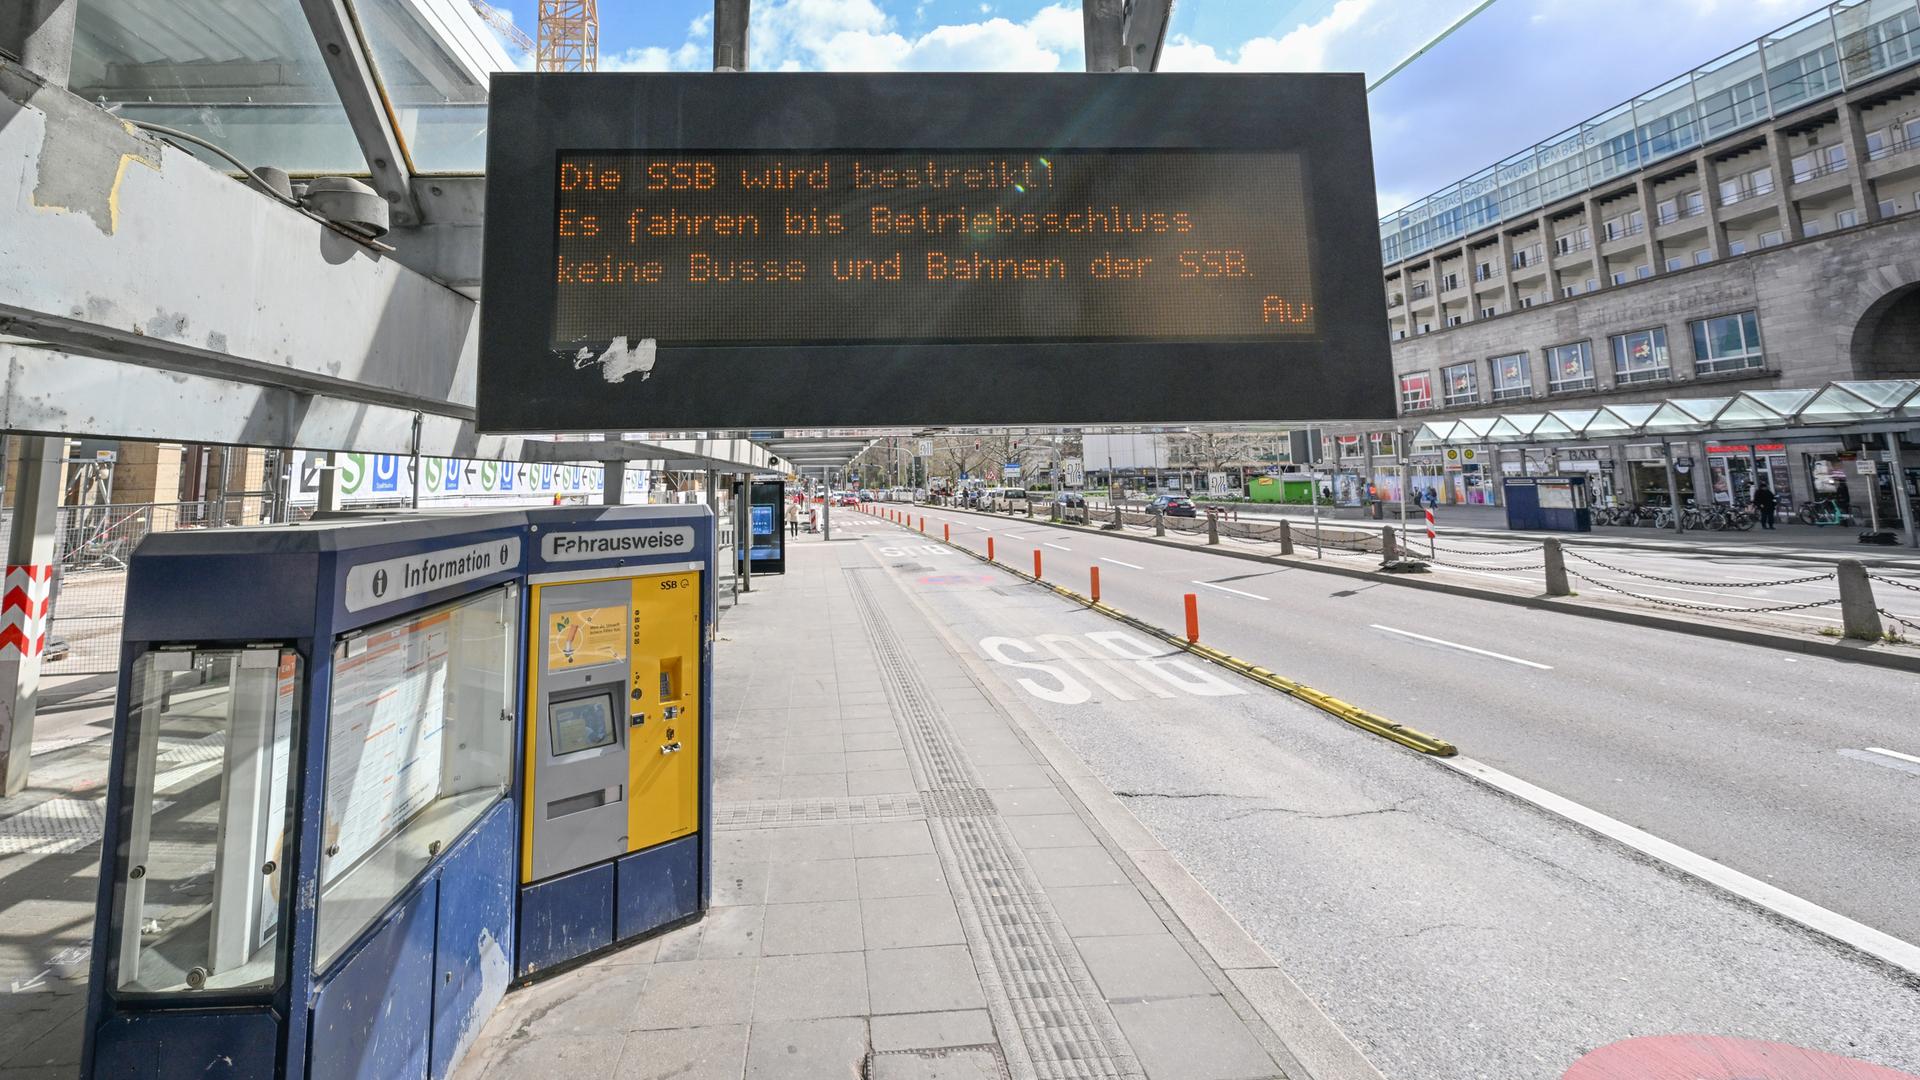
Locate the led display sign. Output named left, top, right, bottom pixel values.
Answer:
left=481, top=73, right=1393, bottom=431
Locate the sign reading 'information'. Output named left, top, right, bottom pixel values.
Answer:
left=550, top=150, right=1315, bottom=346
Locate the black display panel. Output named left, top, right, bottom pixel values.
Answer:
left=551, top=150, right=1315, bottom=346
left=481, top=73, right=1394, bottom=431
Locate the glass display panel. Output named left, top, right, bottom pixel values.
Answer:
left=550, top=694, right=618, bottom=757
left=314, top=585, right=516, bottom=973
left=113, top=648, right=301, bottom=995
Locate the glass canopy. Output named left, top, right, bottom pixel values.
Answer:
left=70, top=0, right=516, bottom=177
left=1413, top=380, right=1920, bottom=447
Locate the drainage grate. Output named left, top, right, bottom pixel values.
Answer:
left=847, top=570, right=1144, bottom=1080
left=715, top=793, right=924, bottom=830
left=0, top=796, right=106, bottom=856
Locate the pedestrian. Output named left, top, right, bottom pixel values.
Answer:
left=1423, top=487, right=1438, bottom=511
left=1752, top=481, right=1776, bottom=530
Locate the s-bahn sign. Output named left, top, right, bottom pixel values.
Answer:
left=479, top=73, right=1393, bottom=431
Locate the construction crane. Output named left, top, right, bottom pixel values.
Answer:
left=468, top=0, right=534, bottom=55
left=469, top=1, right=598, bottom=72
left=537, top=1, right=599, bottom=72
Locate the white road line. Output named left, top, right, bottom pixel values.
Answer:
left=1444, top=755, right=1920, bottom=978
left=1867, top=746, right=1920, bottom=766
left=1101, top=557, right=1144, bottom=570
left=1044, top=542, right=1071, bottom=551
left=1367, top=624, right=1553, bottom=669
left=1191, top=579, right=1270, bottom=601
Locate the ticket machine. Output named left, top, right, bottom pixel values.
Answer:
left=516, top=505, right=713, bottom=976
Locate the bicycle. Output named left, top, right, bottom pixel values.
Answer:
left=1794, top=498, right=1854, bottom=527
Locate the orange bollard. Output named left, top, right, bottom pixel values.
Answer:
left=920, top=516, right=926, bottom=532
left=1090, top=565, right=1100, bottom=603
left=1033, top=549, right=1043, bottom=579
left=987, top=537, right=996, bottom=562
left=944, top=523, right=951, bottom=542
left=1184, top=593, right=1199, bottom=643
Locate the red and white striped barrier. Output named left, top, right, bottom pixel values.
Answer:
left=1, top=564, right=54, bottom=659
left=1424, top=507, right=1436, bottom=557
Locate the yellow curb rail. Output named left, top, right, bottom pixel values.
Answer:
left=928, top=521, right=1458, bottom=757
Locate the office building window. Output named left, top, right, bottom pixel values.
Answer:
left=1447, top=314, right=1463, bottom=327
left=1728, top=239, right=1747, bottom=255
left=1563, top=284, right=1582, bottom=298
left=1444, top=272, right=1460, bottom=290
left=1586, top=279, right=1598, bottom=292
left=1656, top=197, right=1677, bottom=224
left=1489, top=353, right=1533, bottom=402
left=1791, top=144, right=1847, bottom=181
left=1691, top=311, right=1764, bottom=375
left=1396, top=329, right=1407, bottom=340
left=1837, top=208, right=1860, bottom=228
left=1758, top=230, right=1783, bottom=248
left=1556, top=234, right=1575, bottom=255
left=1442, top=362, right=1479, bottom=407
left=1666, top=256, right=1686, bottom=272
left=1547, top=341, right=1596, bottom=393
left=1878, top=199, right=1897, bottom=217
left=1520, top=296, right=1538, bottom=309
left=1482, top=306, right=1498, bottom=319
left=1803, top=219, right=1824, bottom=237
left=1611, top=327, right=1671, bottom=384
left=1636, top=265, right=1653, bottom=279
left=1695, top=248, right=1713, bottom=264
left=1612, top=271, right=1628, bottom=286
left=1399, top=373, right=1434, bottom=412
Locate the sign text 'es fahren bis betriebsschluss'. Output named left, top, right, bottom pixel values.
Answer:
left=550, top=150, right=1316, bottom=346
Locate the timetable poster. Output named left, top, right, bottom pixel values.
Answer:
left=323, top=611, right=452, bottom=885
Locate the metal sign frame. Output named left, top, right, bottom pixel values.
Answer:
left=479, top=72, right=1394, bottom=432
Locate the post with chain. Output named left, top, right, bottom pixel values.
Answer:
left=1381, top=525, right=1397, bottom=563
left=1837, top=559, right=1882, bottom=640
left=1543, top=538, right=1571, bottom=597
left=1155, top=512, right=1166, bottom=537
left=1207, top=512, right=1220, bottom=545
left=1279, top=520, right=1294, bottom=556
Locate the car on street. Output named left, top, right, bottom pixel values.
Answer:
left=1148, top=495, right=1197, bottom=517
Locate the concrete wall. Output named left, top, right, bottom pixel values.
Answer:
left=1391, top=210, right=1920, bottom=418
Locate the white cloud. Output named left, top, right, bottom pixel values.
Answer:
left=601, top=41, right=707, bottom=71
left=1162, top=0, right=1378, bottom=72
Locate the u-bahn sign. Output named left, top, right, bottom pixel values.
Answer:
left=479, top=73, right=1393, bottom=432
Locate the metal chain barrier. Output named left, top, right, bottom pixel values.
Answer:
left=1428, top=539, right=1544, bottom=556
left=1568, top=570, right=1842, bottom=613
left=1429, top=558, right=1547, bottom=572
left=1879, top=608, right=1920, bottom=634
left=1563, top=548, right=1835, bottom=588
left=1868, top=573, right=1920, bottom=593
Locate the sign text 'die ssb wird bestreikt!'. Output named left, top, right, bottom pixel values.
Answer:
left=550, top=150, right=1315, bottom=346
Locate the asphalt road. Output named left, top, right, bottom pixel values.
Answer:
left=843, top=517, right=1920, bottom=1080
left=858, top=503, right=1920, bottom=950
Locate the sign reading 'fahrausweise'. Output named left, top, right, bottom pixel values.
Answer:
left=480, top=73, right=1394, bottom=431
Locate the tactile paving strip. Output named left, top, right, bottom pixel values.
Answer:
left=714, top=793, right=923, bottom=830
left=847, top=569, right=1145, bottom=1080
left=0, top=796, right=106, bottom=856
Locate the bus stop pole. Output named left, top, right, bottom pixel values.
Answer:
left=1889, top=433, right=1917, bottom=548
left=738, top=473, right=752, bottom=593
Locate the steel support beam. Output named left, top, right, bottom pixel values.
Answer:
left=714, top=0, right=750, bottom=71
left=297, top=0, right=423, bottom=227
left=1, top=0, right=77, bottom=87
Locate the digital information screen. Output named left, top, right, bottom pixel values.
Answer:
left=480, top=73, right=1394, bottom=431
left=551, top=150, right=1314, bottom=346
left=550, top=694, right=617, bottom=757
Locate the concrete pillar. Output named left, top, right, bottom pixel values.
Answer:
left=1488, top=445, right=1504, bottom=506
left=1381, top=526, right=1398, bottom=563
left=1456, top=244, right=1475, bottom=322
left=1207, top=513, right=1219, bottom=545
left=1495, top=231, right=1518, bottom=313
left=1838, top=101, right=1882, bottom=225
left=1887, top=433, right=1916, bottom=549
left=1583, top=196, right=1606, bottom=290
left=1837, top=560, right=1882, bottom=640
left=602, top=460, right=626, bottom=506
left=1543, top=537, right=1571, bottom=597
left=1279, top=520, right=1294, bottom=556
left=1537, top=214, right=1563, bottom=298
left=0, top=437, right=62, bottom=795
left=1636, top=177, right=1663, bottom=275
left=3, top=0, right=79, bottom=87
left=1695, top=153, right=1729, bottom=260
left=317, top=450, right=343, bottom=513
left=1154, top=512, right=1165, bottom=537
left=1764, top=128, right=1804, bottom=240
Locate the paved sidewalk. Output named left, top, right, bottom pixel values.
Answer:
left=457, top=527, right=1367, bottom=1080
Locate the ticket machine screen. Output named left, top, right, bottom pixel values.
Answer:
left=551, top=693, right=617, bottom=756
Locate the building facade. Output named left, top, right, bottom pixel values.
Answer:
left=1375, top=0, right=1920, bottom=511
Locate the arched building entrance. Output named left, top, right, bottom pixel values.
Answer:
left=1851, top=282, right=1920, bottom=379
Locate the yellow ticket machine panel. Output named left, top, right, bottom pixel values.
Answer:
left=524, top=569, right=701, bottom=882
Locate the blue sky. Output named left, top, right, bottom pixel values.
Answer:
left=486, top=0, right=1821, bottom=213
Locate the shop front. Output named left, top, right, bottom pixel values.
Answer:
left=1706, top=442, right=1791, bottom=509
left=1625, top=444, right=1698, bottom=506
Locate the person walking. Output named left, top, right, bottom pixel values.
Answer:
left=1752, top=481, right=1776, bottom=530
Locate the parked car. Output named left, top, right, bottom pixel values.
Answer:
left=1059, top=492, right=1086, bottom=508
left=1148, top=495, right=1197, bottom=517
